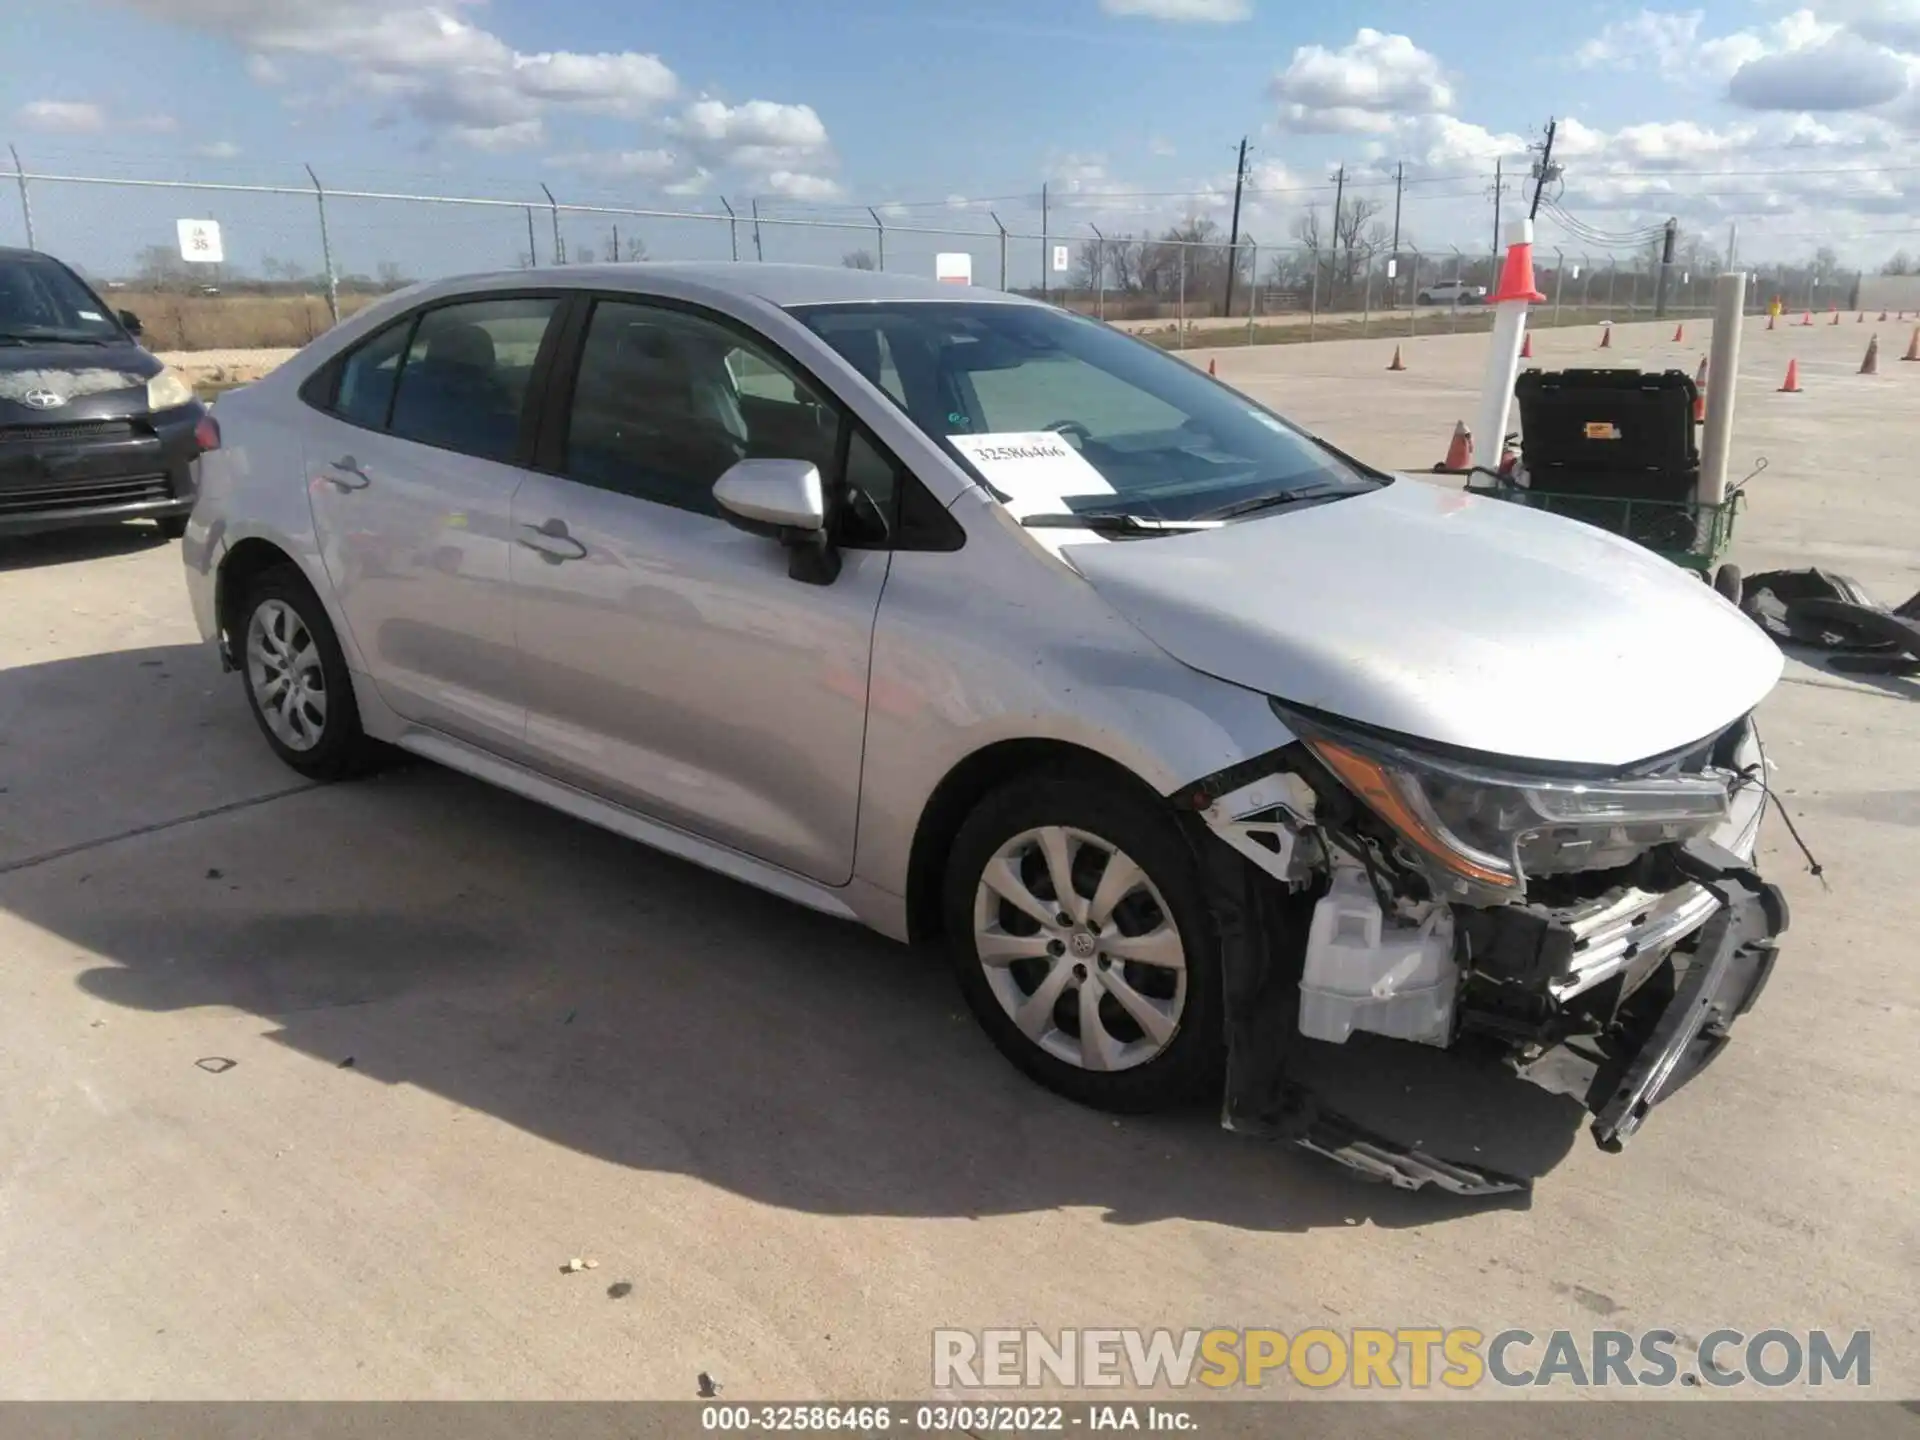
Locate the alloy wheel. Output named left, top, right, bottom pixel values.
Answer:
left=971, top=825, right=1188, bottom=1073
left=245, top=598, right=328, bottom=752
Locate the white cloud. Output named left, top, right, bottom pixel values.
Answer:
left=450, top=119, right=544, bottom=151
left=133, top=113, right=179, bottom=133
left=197, top=140, right=242, bottom=158
left=1149, top=135, right=1177, bottom=157
left=17, top=100, right=107, bottom=133
left=1100, top=0, right=1251, bottom=21
left=1729, top=34, right=1910, bottom=110
left=763, top=170, right=844, bottom=200
left=549, top=147, right=685, bottom=178
left=664, top=168, right=714, bottom=196
left=114, top=0, right=680, bottom=139
left=1270, top=29, right=1453, bottom=133
left=1576, top=10, right=1705, bottom=73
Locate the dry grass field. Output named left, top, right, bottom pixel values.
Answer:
left=112, top=289, right=384, bottom=352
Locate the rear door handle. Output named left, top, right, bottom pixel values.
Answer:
left=326, top=455, right=371, bottom=491
left=518, top=517, right=587, bottom=563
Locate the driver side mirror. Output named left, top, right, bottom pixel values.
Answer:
left=118, top=309, right=143, bottom=336
left=712, top=458, right=841, bottom=586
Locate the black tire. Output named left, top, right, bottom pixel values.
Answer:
left=154, top=514, right=189, bottom=540
left=234, top=563, right=384, bottom=781
left=943, top=773, right=1224, bottom=1113
left=1713, top=562, right=1743, bottom=606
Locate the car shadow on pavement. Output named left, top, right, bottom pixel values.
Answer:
left=0, top=523, right=171, bottom=573
left=6, top=644, right=1584, bottom=1236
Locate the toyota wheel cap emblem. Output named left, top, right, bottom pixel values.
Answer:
left=23, top=389, right=66, bottom=409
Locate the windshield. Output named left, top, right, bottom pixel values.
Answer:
left=0, top=256, right=126, bottom=345
left=792, top=301, right=1381, bottom=523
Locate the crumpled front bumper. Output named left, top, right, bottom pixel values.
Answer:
left=1584, top=839, right=1787, bottom=1150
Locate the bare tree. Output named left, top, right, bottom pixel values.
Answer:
left=621, top=234, right=648, bottom=262
left=841, top=249, right=877, bottom=270
left=375, top=260, right=410, bottom=291
left=1070, top=240, right=1104, bottom=291
left=1106, top=235, right=1144, bottom=293
left=134, top=244, right=192, bottom=292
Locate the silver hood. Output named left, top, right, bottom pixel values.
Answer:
left=1066, top=479, right=1783, bottom=768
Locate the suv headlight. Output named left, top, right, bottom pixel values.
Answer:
left=1278, top=707, right=1732, bottom=899
left=147, top=366, right=194, bottom=412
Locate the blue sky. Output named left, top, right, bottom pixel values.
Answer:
left=5, top=0, right=1920, bottom=280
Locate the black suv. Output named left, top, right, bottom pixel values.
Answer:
left=0, top=247, right=214, bottom=539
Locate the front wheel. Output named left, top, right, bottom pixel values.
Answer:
left=943, top=774, right=1223, bottom=1113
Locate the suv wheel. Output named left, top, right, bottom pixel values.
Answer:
left=943, top=774, right=1223, bottom=1112
left=236, top=564, right=382, bottom=781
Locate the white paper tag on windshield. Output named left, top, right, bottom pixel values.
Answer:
left=949, top=432, right=1114, bottom=517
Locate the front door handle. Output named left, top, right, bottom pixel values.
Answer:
left=325, top=455, right=371, bottom=491
left=518, top=517, right=587, bottom=563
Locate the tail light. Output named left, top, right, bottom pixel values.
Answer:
left=193, top=413, right=221, bottom=453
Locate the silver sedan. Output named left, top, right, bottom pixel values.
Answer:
left=183, top=263, right=1786, bottom=1192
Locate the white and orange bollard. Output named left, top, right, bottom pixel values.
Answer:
left=1473, top=217, right=1546, bottom=482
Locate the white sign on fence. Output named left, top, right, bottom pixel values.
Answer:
left=1386, top=258, right=1398, bottom=279
left=176, top=219, right=224, bottom=264
left=1571, top=264, right=1582, bottom=279
left=936, top=252, right=973, bottom=285
left=1052, top=244, right=1070, bottom=273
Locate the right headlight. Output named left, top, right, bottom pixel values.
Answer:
left=1278, top=708, right=1733, bottom=900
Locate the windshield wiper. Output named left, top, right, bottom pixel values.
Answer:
left=1020, top=510, right=1222, bottom=536
left=1198, top=481, right=1371, bottom=522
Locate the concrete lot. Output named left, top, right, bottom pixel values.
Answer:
left=1, top=317, right=1915, bottom=1401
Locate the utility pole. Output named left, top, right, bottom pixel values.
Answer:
left=1223, top=136, right=1250, bottom=319
left=1527, top=118, right=1558, bottom=219
left=1491, top=156, right=1504, bottom=258
left=1040, top=182, right=1048, bottom=299
left=1390, top=161, right=1404, bottom=308
left=612, top=223, right=619, bottom=263
left=1654, top=216, right=1678, bottom=318
left=1330, top=164, right=1346, bottom=301
left=1726, top=220, right=1739, bottom=271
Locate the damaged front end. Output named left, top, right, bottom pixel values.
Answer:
left=1178, top=704, right=1788, bottom=1197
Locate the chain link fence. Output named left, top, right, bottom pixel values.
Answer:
left=3, top=153, right=1809, bottom=355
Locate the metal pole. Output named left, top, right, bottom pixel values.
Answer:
left=1308, top=249, right=1319, bottom=342
left=525, top=205, right=537, bottom=266
left=304, top=164, right=339, bottom=323
left=1248, top=243, right=1258, bottom=345
left=1450, top=248, right=1463, bottom=333
left=868, top=206, right=885, bottom=272
left=751, top=199, right=764, bottom=262
left=1361, top=255, right=1374, bottom=338
left=719, top=197, right=739, bottom=261
left=1700, top=272, right=1748, bottom=505
left=1552, top=247, right=1564, bottom=327
left=988, top=212, right=1007, bottom=290
left=1606, top=257, right=1618, bottom=316
left=1177, top=245, right=1186, bottom=348
left=1582, top=256, right=1594, bottom=312
left=540, top=183, right=563, bottom=263
left=1090, top=224, right=1105, bottom=321
left=1408, top=249, right=1418, bottom=337
left=8, top=145, right=33, bottom=249
left=1040, top=182, right=1048, bottom=300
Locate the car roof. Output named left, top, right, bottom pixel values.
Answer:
left=422, top=261, right=1036, bottom=311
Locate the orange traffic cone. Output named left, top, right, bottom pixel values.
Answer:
left=1387, top=345, right=1406, bottom=371
left=1520, top=332, right=1532, bottom=359
left=1831, top=309, right=1842, bottom=326
left=1437, top=421, right=1472, bottom=471
left=1858, top=311, right=1865, bottom=323
left=1599, top=324, right=1612, bottom=349
left=1207, top=357, right=1217, bottom=375
left=1693, top=356, right=1708, bottom=422
left=1800, top=311, right=1813, bottom=326
left=1779, top=359, right=1802, bottom=392
left=1903, top=326, right=1920, bottom=362
left=1861, top=335, right=1880, bottom=375
left=1673, top=322, right=1685, bottom=342
left=1881, top=311, right=1890, bottom=321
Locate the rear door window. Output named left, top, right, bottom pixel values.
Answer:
left=386, top=297, right=561, bottom=463
left=332, top=320, right=410, bottom=430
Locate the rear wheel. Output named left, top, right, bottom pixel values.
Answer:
left=943, top=774, right=1223, bottom=1113
left=1713, top=562, right=1743, bottom=606
left=235, top=565, right=383, bottom=781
